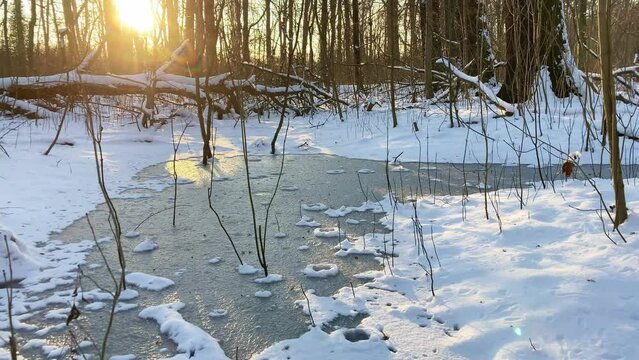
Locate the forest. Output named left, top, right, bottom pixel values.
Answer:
left=1, top=0, right=639, bottom=359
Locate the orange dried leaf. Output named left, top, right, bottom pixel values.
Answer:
left=562, top=161, right=574, bottom=177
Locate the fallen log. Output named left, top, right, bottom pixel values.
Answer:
left=435, top=58, right=517, bottom=114
left=241, top=62, right=349, bottom=106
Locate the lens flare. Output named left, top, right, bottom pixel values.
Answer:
left=114, top=0, right=155, bottom=34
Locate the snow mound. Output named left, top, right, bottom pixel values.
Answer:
left=254, top=274, right=283, bottom=283
left=280, top=184, right=299, bottom=191
left=237, top=264, right=259, bottom=275
left=255, top=326, right=389, bottom=359
left=255, top=290, right=272, bottom=298
left=302, top=203, right=328, bottom=211
left=84, top=302, right=106, bottom=311
left=208, top=309, right=228, bottom=318
left=208, top=257, right=222, bottom=264
left=303, top=263, right=339, bottom=278
left=124, top=230, right=140, bottom=238
left=139, top=303, right=228, bottom=360
left=313, top=227, right=345, bottom=238
left=0, top=229, right=43, bottom=282
left=273, top=232, right=287, bottom=238
left=324, top=201, right=384, bottom=218
left=296, top=215, right=321, bottom=227
left=110, top=355, right=136, bottom=360
left=357, top=169, right=375, bottom=174
left=132, top=238, right=158, bottom=253
left=326, top=169, right=345, bottom=174
left=345, top=219, right=360, bottom=225
left=115, top=302, right=138, bottom=313
left=298, top=245, right=310, bottom=251
left=125, top=272, right=174, bottom=291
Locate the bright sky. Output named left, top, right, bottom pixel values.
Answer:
left=114, top=0, right=156, bottom=34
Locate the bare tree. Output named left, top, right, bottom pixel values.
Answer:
left=598, top=0, right=628, bottom=227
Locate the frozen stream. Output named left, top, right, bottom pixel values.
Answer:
left=15, top=154, right=623, bottom=359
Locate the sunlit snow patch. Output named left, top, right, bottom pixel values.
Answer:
left=125, top=272, right=174, bottom=291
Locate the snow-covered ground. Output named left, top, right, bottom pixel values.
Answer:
left=1, top=94, right=638, bottom=359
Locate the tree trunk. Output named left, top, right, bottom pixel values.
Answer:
left=27, top=0, right=37, bottom=70
left=205, top=0, right=219, bottom=71
left=14, top=0, right=26, bottom=73
left=185, top=0, right=195, bottom=45
left=461, top=0, right=495, bottom=83
left=352, top=0, right=363, bottom=91
left=195, top=0, right=205, bottom=54
left=497, top=0, right=536, bottom=103
left=2, top=0, right=11, bottom=74
left=540, top=0, right=576, bottom=98
left=598, top=0, right=628, bottom=227
left=387, top=0, right=399, bottom=127
left=166, top=0, right=180, bottom=49
left=265, top=0, right=272, bottom=67
left=319, top=0, right=330, bottom=87
left=103, top=0, right=124, bottom=72
left=421, top=0, right=434, bottom=98
left=242, top=0, right=250, bottom=61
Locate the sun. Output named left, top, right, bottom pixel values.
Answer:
left=114, top=0, right=156, bottom=34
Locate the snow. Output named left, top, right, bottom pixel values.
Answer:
left=255, top=326, right=391, bottom=360
left=301, top=203, right=329, bottom=211
left=208, top=309, right=228, bottom=318
left=255, top=290, right=273, bottom=298
left=84, top=302, right=106, bottom=311
left=125, top=272, right=174, bottom=291
left=138, top=302, right=229, bottom=360
left=254, top=274, right=283, bottom=283
left=237, top=264, right=259, bottom=275
left=296, top=215, right=321, bottom=227
left=110, top=355, right=136, bottom=360
left=302, top=263, right=339, bottom=278
left=313, top=227, right=346, bottom=238
left=132, top=238, right=159, bottom=253
left=124, top=230, right=141, bottom=239
left=2, top=78, right=639, bottom=359
left=208, top=257, right=222, bottom=264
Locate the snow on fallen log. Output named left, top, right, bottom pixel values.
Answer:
left=0, top=93, right=60, bottom=119
left=435, top=58, right=517, bottom=115
left=0, top=71, right=305, bottom=102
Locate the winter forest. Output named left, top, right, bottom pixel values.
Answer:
left=1, top=0, right=639, bottom=359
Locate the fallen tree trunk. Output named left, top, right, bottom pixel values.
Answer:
left=0, top=94, right=60, bottom=119
left=0, top=71, right=305, bottom=101
left=435, top=58, right=517, bottom=114
left=0, top=42, right=317, bottom=120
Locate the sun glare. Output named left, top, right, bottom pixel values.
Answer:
left=114, top=0, right=155, bottom=34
